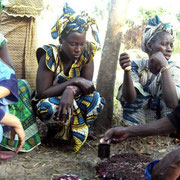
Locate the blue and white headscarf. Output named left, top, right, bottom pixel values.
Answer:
left=142, top=15, right=174, bottom=53
left=51, top=3, right=100, bottom=47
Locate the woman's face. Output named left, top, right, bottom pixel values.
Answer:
left=61, top=31, right=86, bottom=61
left=149, top=31, right=174, bottom=60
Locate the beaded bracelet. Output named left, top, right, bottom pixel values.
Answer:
left=66, top=86, right=77, bottom=95
left=160, top=66, right=170, bottom=73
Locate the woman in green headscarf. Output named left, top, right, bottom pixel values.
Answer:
left=32, top=3, right=105, bottom=152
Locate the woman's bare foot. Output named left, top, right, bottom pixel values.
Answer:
left=88, top=131, right=97, bottom=141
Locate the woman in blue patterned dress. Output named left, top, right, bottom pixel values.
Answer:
left=32, top=3, right=105, bottom=152
left=117, top=15, right=180, bottom=126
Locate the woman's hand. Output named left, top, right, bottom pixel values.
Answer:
left=151, top=148, right=180, bottom=180
left=101, top=127, right=131, bottom=144
left=11, top=124, right=25, bottom=153
left=0, top=113, right=25, bottom=153
left=56, top=87, right=74, bottom=123
left=74, top=77, right=95, bottom=95
left=119, top=53, right=132, bottom=71
left=149, top=52, right=168, bottom=74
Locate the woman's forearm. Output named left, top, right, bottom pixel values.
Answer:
left=37, top=78, right=80, bottom=99
left=122, top=71, right=137, bottom=103
left=161, top=69, right=178, bottom=109
left=1, top=113, right=21, bottom=128
left=128, top=116, right=176, bottom=138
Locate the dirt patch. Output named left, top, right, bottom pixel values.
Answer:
left=96, top=153, right=153, bottom=179
left=0, top=133, right=179, bottom=180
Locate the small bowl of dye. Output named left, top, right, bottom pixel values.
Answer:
left=98, top=138, right=110, bottom=159
left=98, top=143, right=110, bottom=159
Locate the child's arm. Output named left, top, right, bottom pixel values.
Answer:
left=0, top=113, right=25, bottom=153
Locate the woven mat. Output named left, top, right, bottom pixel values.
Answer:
left=3, top=0, right=44, bottom=17
left=0, top=13, right=38, bottom=90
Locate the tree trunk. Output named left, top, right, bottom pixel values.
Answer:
left=95, top=0, right=131, bottom=133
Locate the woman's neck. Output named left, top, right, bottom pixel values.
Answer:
left=59, top=50, right=73, bottom=64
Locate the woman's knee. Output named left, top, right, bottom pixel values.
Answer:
left=36, top=102, right=54, bottom=122
left=79, top=91, right=105, bottom=113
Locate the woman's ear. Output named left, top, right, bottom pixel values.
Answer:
left=146, top=42, right=152, bottom=52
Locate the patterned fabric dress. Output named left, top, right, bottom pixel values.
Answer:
left=0, top=33, right=41, bottom=152
left=33, top=42, right=105, bottom=152
left=117, top=58, right=180, bottom=126
left=1, top=80, right=41, bottom=152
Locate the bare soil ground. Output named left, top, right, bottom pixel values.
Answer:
left=1, top=82, right=180, bottom=180
left=0, top=131, right=179, bottom=180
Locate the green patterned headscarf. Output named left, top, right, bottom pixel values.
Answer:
left=51, top=3, right=100, bottom=47
left=0, top=1, right=4, bottom=12
left=142, top=15, right=174, bottom=53
left=0, top=0, right=9, bottom=12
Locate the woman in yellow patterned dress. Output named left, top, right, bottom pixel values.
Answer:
left=32, top=3, right=105, bottom=152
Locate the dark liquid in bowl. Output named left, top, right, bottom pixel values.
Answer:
left=98, top=143, right=110, bottom=159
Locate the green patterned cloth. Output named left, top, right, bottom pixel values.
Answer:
left=0, top=79, right=41, bottom=152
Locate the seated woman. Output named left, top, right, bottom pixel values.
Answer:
left=117, top=15, right=180, bottom=126
left=32, top=3, right=105, bottom=152
left=0, top=2, right=40, bottom=152
left=0, top=35, right=25, bottom=159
